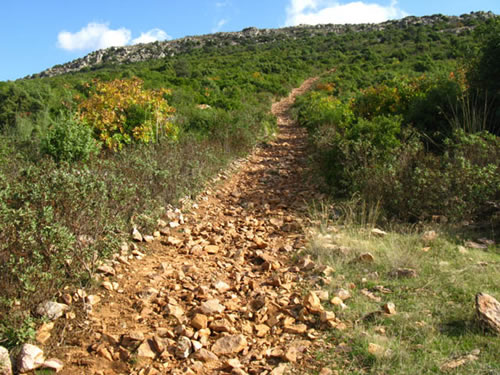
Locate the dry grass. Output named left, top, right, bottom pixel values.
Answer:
left=306, top=206, right=500, bottom=374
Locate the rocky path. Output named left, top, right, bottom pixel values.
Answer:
left=48, top=77, right=338, bottom=375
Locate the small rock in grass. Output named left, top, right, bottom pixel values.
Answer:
left=476, top=293, right=500, bottom=334
left=422, top=230, right=437, bottom=242
left=371, top=228, right=387, bottom=237
left=358, top=253, right=375, bottom=263
left=382, top=302, right=396, bottom=315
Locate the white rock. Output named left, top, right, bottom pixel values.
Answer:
left=132, top=227, right=143, bottom=242
left=214, top=281, right=231, bottom=293
left=17, top=344, right=45, bottom=373
left=175, top=336, right=192, bottom=359
left=36, top=301, right=68, bottom=321
left=41, top=358, right=64, bottom=373
left=0, top=346, right=12, bottom=375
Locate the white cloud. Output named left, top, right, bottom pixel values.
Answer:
left=131, top=28, right=171, bottom=44
left=212, top=19, right=228, bottom=33
left=57, top=22, right=131, bottom=51
left=57, top=23, right=171, bottom=51
left=285, top=0, right=407, bottom=26
left=216, top=0, right=230, bottom=7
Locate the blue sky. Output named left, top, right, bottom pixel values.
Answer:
left=1, top=0, right=499, bottom=81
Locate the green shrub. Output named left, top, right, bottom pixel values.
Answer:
left=41, top=113, right=100, bottom=162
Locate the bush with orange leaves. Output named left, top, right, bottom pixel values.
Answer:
left=77, top=78, right=177, bottom=150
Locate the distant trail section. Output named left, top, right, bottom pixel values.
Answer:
left=52, top=76, right=336, bottom=375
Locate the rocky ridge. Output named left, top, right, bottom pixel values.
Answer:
left=30, top=12, right=496, bottom=79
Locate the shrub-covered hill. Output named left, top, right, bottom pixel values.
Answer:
left=0, top=11, right=499, bottom=348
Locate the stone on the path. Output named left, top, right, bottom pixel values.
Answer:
left=191, top=314, right=208, bottom=330
left=211, top=335, right=247, bottom=355
left=86, top=295, right=101, bottom=305
left=144, top=235, right=155, bottom=243
left=226, top=358, right=242, bottom=369
left=165, top=304, right=185, bottom=321
left=36, top=322, right=54, bottom=344
left=132, top=227, right=143, bottom=242
left=102, top=281, right=114, bottom=291
left=200, top=299, right=225, bottom=315
left=205, top=245, right=220, bottom=254
left=137, top=340, right=157, bottom=359
left=214, top=280, right=231, bottom=293
left=254, top=324, right=270, bottom=337
left=97, top=347, right=113, bottom=361
left=0, top=346, right=12, bottom=375
left=303, top=291, right=323, bottom=313
left=151, top=335, right=165, bottom=354
left=167, top=236, right=182, bottom=246
left=17, top=344, right=45, bottom=373
left=194, top=348, right=219, bottom=363
left=175, top=336, right=192, bottom=359
left=283, top=323, right=308, bottom=334
left=283, top=346, right=298, bottom=362
left=41, top=358, right=64, bottom=373
left=476, top=293, right=500, bottom=334
left=97, top=264, right=115, bottom=276
left=36, top=301, right=68, bottom=321
left=270, top=363, right=288, bottom=375
left=121, top=331, right=145, bottom=347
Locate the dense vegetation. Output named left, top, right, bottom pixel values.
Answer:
left=0, top=13, right=499, bottom=349
left=294, top=18, right=500, bottom=227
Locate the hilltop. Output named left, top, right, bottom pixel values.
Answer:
left=31, top=11, right=495, bottom=79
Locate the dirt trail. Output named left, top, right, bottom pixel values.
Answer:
left=51, top=77, right=332, bottom=375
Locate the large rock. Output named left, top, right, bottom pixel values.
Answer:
left=211, top=335, right=247, bottom=355
left=36, top=301, right=68, bottom=321
left=0, top=346, right=12, bottom=375
left=476, top=293, right=500, bottom=334
left=17, top=344, right=45, bottom=373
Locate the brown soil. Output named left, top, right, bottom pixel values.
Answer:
left=48, top=77, right=333, bottom=375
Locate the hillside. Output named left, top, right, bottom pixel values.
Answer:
left=30, top=11, right=495, bottom=79
left=0, top=11, right=499, bottom=375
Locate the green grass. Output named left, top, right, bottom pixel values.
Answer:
left=306, top=214, right=500, bottom=374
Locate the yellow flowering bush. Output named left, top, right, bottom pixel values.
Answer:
left=77, top=78, right=177, bottom=150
